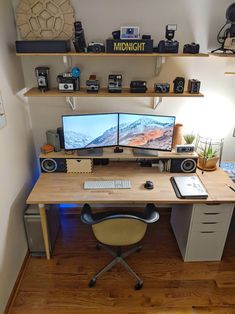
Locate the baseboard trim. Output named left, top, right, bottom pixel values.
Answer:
left=4, top=251, right=30, bottom=314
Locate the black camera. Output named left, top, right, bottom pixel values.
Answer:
left=188, top=79, right=201, bottom=94
left=173, top=77, right=185, bottom=93
left=86, top=75, right=100, bottom=93
left=157, top=24, right=179, bottom=53
left=130, top=81, right=147, bottom=93
left=154, top=83, right=170, bottom=93
left=35, top=67, right=49, bottom=92
left=73, top=21, right=86, bottom=53
left=183, top=43, right=200, bottom=54
left=108, top=74, right=122, bottom=93
left=112, top=30, right=121, bottom=39
left=57, top=71, right=80, bottom=92
left=87, top=42, right=105, bottom=53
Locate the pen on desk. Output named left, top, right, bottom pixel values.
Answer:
left=226, top=184, right=235, bottom=192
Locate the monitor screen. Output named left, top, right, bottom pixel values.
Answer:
left=118, top=113, right=175, bottom=151
left=62, top=113, right=118, bottom=150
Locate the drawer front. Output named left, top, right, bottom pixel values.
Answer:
left=185, top=230, right=226, bottom=261
left=191, top=220, right=230, bottom=233
left=193, top=204, right=234, bottom=223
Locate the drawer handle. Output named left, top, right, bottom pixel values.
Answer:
left=202, top=222, right=218, bottom=224
left=200, top=231, right=216, bottom=234
left=203, top=212, right=220, bottom=215
left=204, top=203, right=222, bottom=206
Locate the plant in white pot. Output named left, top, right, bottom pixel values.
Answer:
left=183, top=133, right=196, bottom=145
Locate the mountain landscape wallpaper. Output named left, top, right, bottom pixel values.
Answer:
left=63, top=114, right=118, bottom=149
left=119, top=114, right=175, bottom=151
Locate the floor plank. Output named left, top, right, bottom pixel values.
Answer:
left=8, top=207, right=235, bottom=314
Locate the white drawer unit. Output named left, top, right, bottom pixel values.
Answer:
left=170, top=203, right=234, bottom=262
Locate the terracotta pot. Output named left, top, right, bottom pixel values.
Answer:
left=197, top=156, right=219, bottom=171
left=172, top=123, right=183, bottom=148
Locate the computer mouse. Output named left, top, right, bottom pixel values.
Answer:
left=144, top=180, right=154, bottom=190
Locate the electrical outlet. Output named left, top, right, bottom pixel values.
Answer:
left=0, top=93, right=7, bottom=129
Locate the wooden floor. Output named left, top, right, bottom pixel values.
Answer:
left=9, top=207, right=235, bottom=314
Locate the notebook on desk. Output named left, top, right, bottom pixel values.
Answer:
left=170, top=175, right=208, bottom=199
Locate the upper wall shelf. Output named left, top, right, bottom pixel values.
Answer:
left=16, top=52, right=209, bottom=57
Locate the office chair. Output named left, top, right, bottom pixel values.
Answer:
left=81, top=203, right=160, bottom=290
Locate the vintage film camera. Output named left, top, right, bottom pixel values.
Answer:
left=130, top=81, right=147, bottom=93
left=57, top=67, right=80, bottom=92
left=120, top=26, right=140, bottom=40
left=157, top=24, right=179, bottom=53
left=188, top=79, right=201, bottom=94
left=183, top=42, right=200, bottom=54
left=86, top=75, right=100, bottom=93
left=173, top=77, right=185, bottom=93
left=73, top=21, right=86, bottom=53
left=35, top=67, right=49, bottom=92
left=154, top=83, right=170, bottom=93
left=87, top=42, right=105, bottom=53
left=108, top=74, right=122, bottom=93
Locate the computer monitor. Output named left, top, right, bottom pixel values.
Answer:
left=62, top=113, right=118, bottom=151
left=118, top=113, right=175, bottom=152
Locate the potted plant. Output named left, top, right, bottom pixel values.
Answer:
left=183, top=133, right=196, bottom=144
left=197, top=145, right=219, bottom=171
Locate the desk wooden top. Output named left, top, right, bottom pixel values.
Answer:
left=26, top=162, right=235, bottom=205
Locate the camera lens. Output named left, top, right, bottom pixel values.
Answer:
left=64, top=84, right=68, bottom=89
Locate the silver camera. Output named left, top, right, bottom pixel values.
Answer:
left=86, top=75, right=100, bottom=93
left=57, top=72, right=80, bottom=92
left=108, top=74, right=122, bottom=93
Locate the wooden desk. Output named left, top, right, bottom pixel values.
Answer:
left=26, top=162, right=235, bottom=259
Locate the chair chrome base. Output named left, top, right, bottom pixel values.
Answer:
left=89, top=243, right=143, bottom=290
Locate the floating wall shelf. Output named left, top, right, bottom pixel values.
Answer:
left=24, top=87, right=204, bottom=110
left=24, top=87, right=204, bottom=98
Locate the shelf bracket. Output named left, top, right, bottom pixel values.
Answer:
left=63, top=55, right=72, bottom=68
left=66, top=97, right=77, bottom=111
left=152, top=97, right=162, bottom=110
left=155, top=57, right=166, bottom=76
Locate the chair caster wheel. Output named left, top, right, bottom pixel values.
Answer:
left=88, top=278, right=96, bottom=288
left=135, top=281, right=143, bottom=290
left=96, top=243, right=102, bottom=250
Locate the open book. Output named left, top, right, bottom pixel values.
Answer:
left=170, top=175, right=208, bottom=199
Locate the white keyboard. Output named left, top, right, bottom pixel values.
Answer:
left=84, top=180, right=131, bottom=189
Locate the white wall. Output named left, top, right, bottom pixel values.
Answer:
left=18, top=0, right=235, bottom=160
left=0, top=1, right=36, bottom=312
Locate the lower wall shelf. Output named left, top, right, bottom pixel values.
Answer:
left=24, top=87, right=204, bottom=98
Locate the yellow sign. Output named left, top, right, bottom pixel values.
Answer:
left=114, top=42, right=146, bottom=52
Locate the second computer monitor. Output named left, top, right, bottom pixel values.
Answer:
left=119, top=113, right=175, bottom=151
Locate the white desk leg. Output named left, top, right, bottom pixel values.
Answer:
left=39, top=204, right=51, bottom=260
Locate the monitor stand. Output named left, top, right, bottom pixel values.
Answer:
left=132, top=148, right=159, bottom=157
left=114, top=146, right=124, bottom=153
left=77, top=148, right=103, bottom=156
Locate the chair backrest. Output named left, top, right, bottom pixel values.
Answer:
left=81, top=203, right=160, bottom=247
